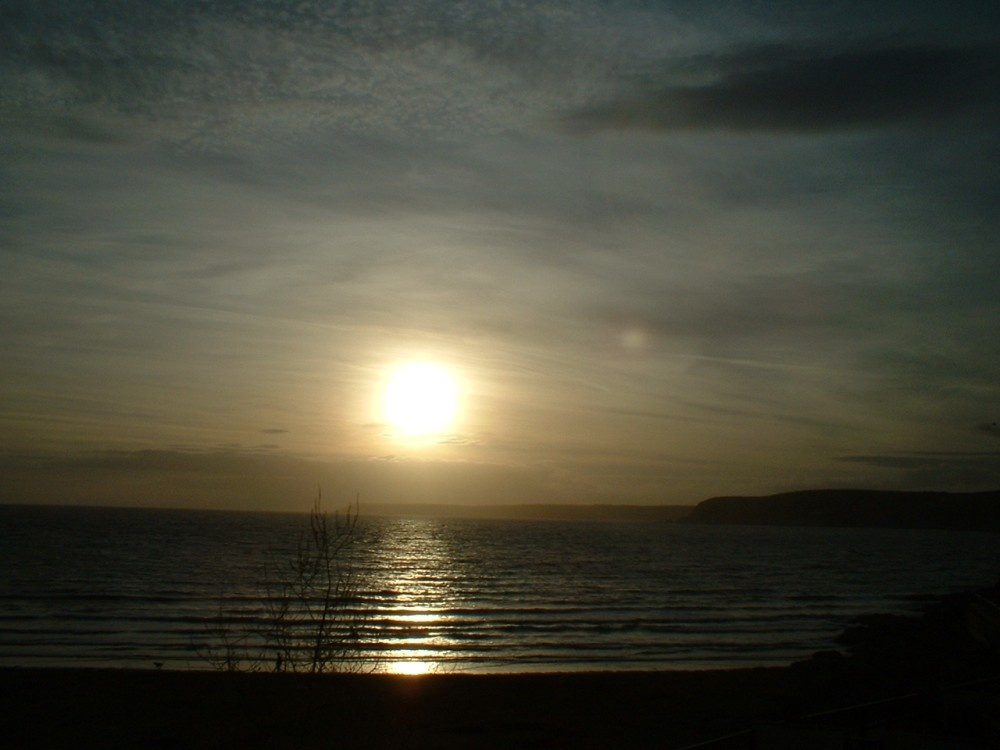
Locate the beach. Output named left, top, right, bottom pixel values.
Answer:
left=0, top=666, right=836, bottom=749
left=3, top=582, right=999, bottom=749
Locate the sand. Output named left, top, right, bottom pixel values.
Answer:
left=0, top=665, right=835, bottom=749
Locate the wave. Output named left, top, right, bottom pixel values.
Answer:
left=1, top=507, right=997, bottom=672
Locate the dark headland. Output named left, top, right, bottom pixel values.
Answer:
left=685, top=488, right=1000, bottom=532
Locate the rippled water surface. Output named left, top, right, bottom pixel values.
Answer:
left=1, top=504, right=997, bottom=672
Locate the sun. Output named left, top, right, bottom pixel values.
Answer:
left=383, top=362, right=458, bottom=437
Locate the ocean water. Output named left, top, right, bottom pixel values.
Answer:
left=0, top=504, right=997, bottom=674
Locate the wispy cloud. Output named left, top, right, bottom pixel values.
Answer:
left=838, top=451, right=1000, bottom=491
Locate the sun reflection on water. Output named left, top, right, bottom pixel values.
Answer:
left=372, top=518, right=456, bottom=674
left=394, top=612, right=441, bottom=624
left=387, top=659, right=434, bottom=676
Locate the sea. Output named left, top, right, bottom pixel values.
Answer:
left=1, top=504, right=997, bottom=674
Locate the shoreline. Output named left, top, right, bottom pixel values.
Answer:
left=4, top=582, right=998, bottom=748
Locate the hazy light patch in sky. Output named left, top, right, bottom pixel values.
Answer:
left=1, top=1, right=998, bottom=509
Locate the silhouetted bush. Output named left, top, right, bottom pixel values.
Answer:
left=201, top=493, right=370, bottom=673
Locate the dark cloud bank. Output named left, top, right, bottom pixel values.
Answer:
left=566, top=43, right=1000, bottom=133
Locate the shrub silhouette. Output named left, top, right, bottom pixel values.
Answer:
left=202, top=493, right=370, bottom=673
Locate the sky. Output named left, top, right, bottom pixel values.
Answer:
left=2, top=1, right=999, bottom=511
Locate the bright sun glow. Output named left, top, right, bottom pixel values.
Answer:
left=383, top=362, right=458, bottom=436
left=387, top=660, right=433, bottom=676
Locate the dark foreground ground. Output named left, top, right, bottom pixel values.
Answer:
left=3, top=582, right=999, bottom=749
left=0, top=667, right=805, bottom=749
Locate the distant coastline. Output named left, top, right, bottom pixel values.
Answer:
left=5, top=487, right=999, bottom=531
left=364, top=502, right=692, bottom=522
left=367, top=488, right=1000, bottom=530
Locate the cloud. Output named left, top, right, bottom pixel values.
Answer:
left=838, top=451, right=1000, bottom=490
left=0, top=448, right=575, bottom=509
left=0, top=0, right=612, bottom=148
left=564, top=43, right=1000, bottom=133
